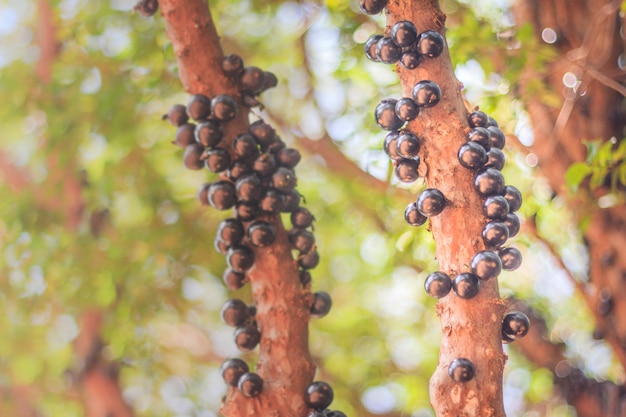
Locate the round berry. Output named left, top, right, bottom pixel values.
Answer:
left=412, top=80, right=441, bottom=107
left=482, top=221, right=509, bottom=247
left=503, top=185, right=522, bottom=212
left=205, top=147, right=231, bottom=173
left=234, top=202, right=259, bottom=222
left=404, top=202, right=427, bottom=226
left=197, top=183, right=210, bottom=205
left=311, top=291, right=332, bottom=318
left=234, top=325, right=261, bottom=351
left=233, top=133, right=260, bottom=162
left=299, top=249, right=320, bottom=270
left=424, top=271, right=452, bottom=298
left=458, top=141, right=487, bottom=169
left=483, top=195, right=510, bottom=221
left=487, top=116, right=499, bottom=128
left=240, top=66, right=266, bottom=95
left=249, top=120, right=276, bottom=147
left=400, top=50, right=422, bottom=69
left=474, top=168, right=505, bottom=197
left=186, top=94, right=212, bottom=121
left=503, top=213, right=520, bottom=238
left=468, top=111, right=488, bottom=128
left=394, top=158, right=420, bottom=183
left=391, top=20, right=418, bottom=47
left=220, top=358, right=249, bottom=386
left=223, top=268, right=246, bottom=290
left=227, top=246, right=255, bottom=273
left=211, top=94, right=238, bottom=122
left=163, top=104, right=189, bottom=127
left=276, top=148, right=301, bottom=168
left=468, top=127, right=491, bottom=150
left=365, top=35, right=383, bottom=62
left=359, top=0, right=387, bottom=14
left=396, top=132, right=421, bottom=159
left=498, top=247, right=522, bottom=271
left=485, top=148, right=505, bottom=171
left=218, top=218, right=245, bottom=246
left=221, top=299, right=250, bottom=327
left=289, top=229, right=315, bottom=253
left=183, top=143, right=205, bottom=170
left=417, top=188, right=446, bottom=217
left=227, top=161, right=253, bottom=182
left=253, top=153, right=277, bottom=177
left=272, top=167, right=297, bottom=194
left=448, top=358, right=474, bottom=382
left=452, top=273, right=480, bottom=299
left=305, top=381, right=334, bottom=410
left=326, top=411, right=347, bottom=417
left=488, top=126, right=506, bottom=149
left=299, top=270, right=312, bottom=287
left=470, top=251, right=502, bottom=280
left=266, top=136, right=286, bottom=154
left=236, top=175, right=264, bottom=203
left=375, top=99, right=404, bottom=131
left=248, top=221, right=276, bottom=247
left=417, top=30, right=445, bottom=58
left=375, top=37, right=402, bottom=64
left=383, top=131, right=401, bottom=160
left=281, top=190, right=302, bottom=213
left=502, top=311, right=530, bottom=341
left=291, top=207, right=314, bottom=229
left=395, top=98, right=420, bottom=122
left=261, top=71, right=278, bottom=91
left=238, top=372, right=263, bottom=397
left=174, top=123, right=197, bottom=147
left=222, top=54, right=244, bottom=75
left=208, top=181, right=237, bottom=210
left=259, top=189, right=284, bottom=214
left=214, top=237, right=229, bottom=255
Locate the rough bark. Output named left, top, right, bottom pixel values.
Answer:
left=388, top=1, right=506, bottom=416
left=159, top=1, right=316, bottom=416
left=512, top=0, right=626, bottom=372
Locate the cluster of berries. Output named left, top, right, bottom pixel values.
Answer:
left=164, top=54, right=333, bottom=401
left=361, top=2, right=529, bottom=383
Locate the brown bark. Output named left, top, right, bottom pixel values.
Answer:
left=159, top=1, right=316, bottom=416
left=512, top=0, right=626, bottom=372
left=388, top=1, right=506, bottom=416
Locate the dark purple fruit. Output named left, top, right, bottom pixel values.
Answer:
left=261, top=71, right=278, bottom=91
left=375, top=37, right=402, bottom=64
left=228, top=161, right=253, bottom=182
left=417, top=188, right=446, bottom=217
left=205, top=148, right=231, bottom=173
left=162, top=104, right=188, bottom=127
left=487, top=126, right=506, bottom=149
left=195, top=120, right=223, bottom=148
left=208, top=181, right=237, bottom=210
left=448, top=358, right=474, bottom=382
left=383, top=131, right=401, bottom=160
left=272, top=167, right=297, bottom=194
left=299, top=270, right=312, bottom=287
left=468, top=111, right=488, bottom=128
left=222, top=54, right=244, bottom=75
left=218, top=218, right=245, bottom=246
left=220, top=358, right=249, bottom=386
left=289, top=229, right=315, bottom=253
left=214, top=237, right=229, bottom=255
left=174, top=123, right=197, bottom=147
left=474, top=168, right=505, bottom=197
left=183, top=143, right=205, bottom=170
left=498, top=247, right=522, bottom=271
left=404, top=202, right=427, bottom=226
left=299, top=249, right=320, bottom=270
left=238, top=372, right=263, bottom=397
left=487, top=116, right=499, bottom=128
left=134, top=0, right=159, bottom=17
left=305, top=381, right=334, bottom=410
left=424, top=271, right=452, bottom=298
left=223, top=268, right=246, bottom=290
left=266, top=136, right=286, bottom=154
left=391, top=20, right=418, bottom=47
left=412, top=80, right=441, bottom=108
left=468, top=127, right=491, bottom=151
left=375, top=99, right=404, bottom=131
left=234, top=325, right=261, bottom=351
left=503, top=213, right=520, bottom=238
left=221, top=299, right=250, bottom=327
left=458, top=141, right=487, bottom=169
left=326, top=411, right=347, bottom=417
left=502, top=311, right=530, bottom=341
left=470, top=250, right=502, bottom=280
left=365, top=35, right=383, bottom=62
left=236, top=175, right=264, bottom=203
left=483, top=195, right=510, bottom=221
left=310, top=291, right=332, bottom=318
left=227, top=246, right=255, bottom=273
left=248, top=221, right=276, bottom=247
left=252, top=153, right=277, bottom=177
left=211, top=94, right=238, bottom=122
left=240, top=66, right=266, bottom=95
left=359, top=0, right=387, bottom=14
left=186, top=94, right=212, bottom=121
left=503, top=185, right=522, bottom=212
left=395, top=98, right=420, bottom=122
left=291, top=207, right=314, bottom=229
left=396, top=131, right=420, bottom=159
left=400, top=51, right=422, bottom=69
left=452, top=273, right=480, bottom=299
left=276, top=148, right=301, bottom=168
left=281, top=190, right=301, bottom=213
left=394, top=158, right=420, bottom=182
left=482, top=221, right=509, bottom=247
left=259, top=189, right=284, bottom=214
left=233, top=133, right=260, bottom=162
left=249, top=120, right=276, bottom=147
left=197, top=183, right=210, bottom=205
left=485, top=148, right=505, bottom=171
left=417, top=30, right=445, bottom=58
left=234, top=202, right=259, bottom=222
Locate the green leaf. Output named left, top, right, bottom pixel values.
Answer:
left=565, top=162, right=591, bottom=189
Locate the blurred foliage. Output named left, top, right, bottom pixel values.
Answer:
left=0, top=0, right=619, bottom=416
